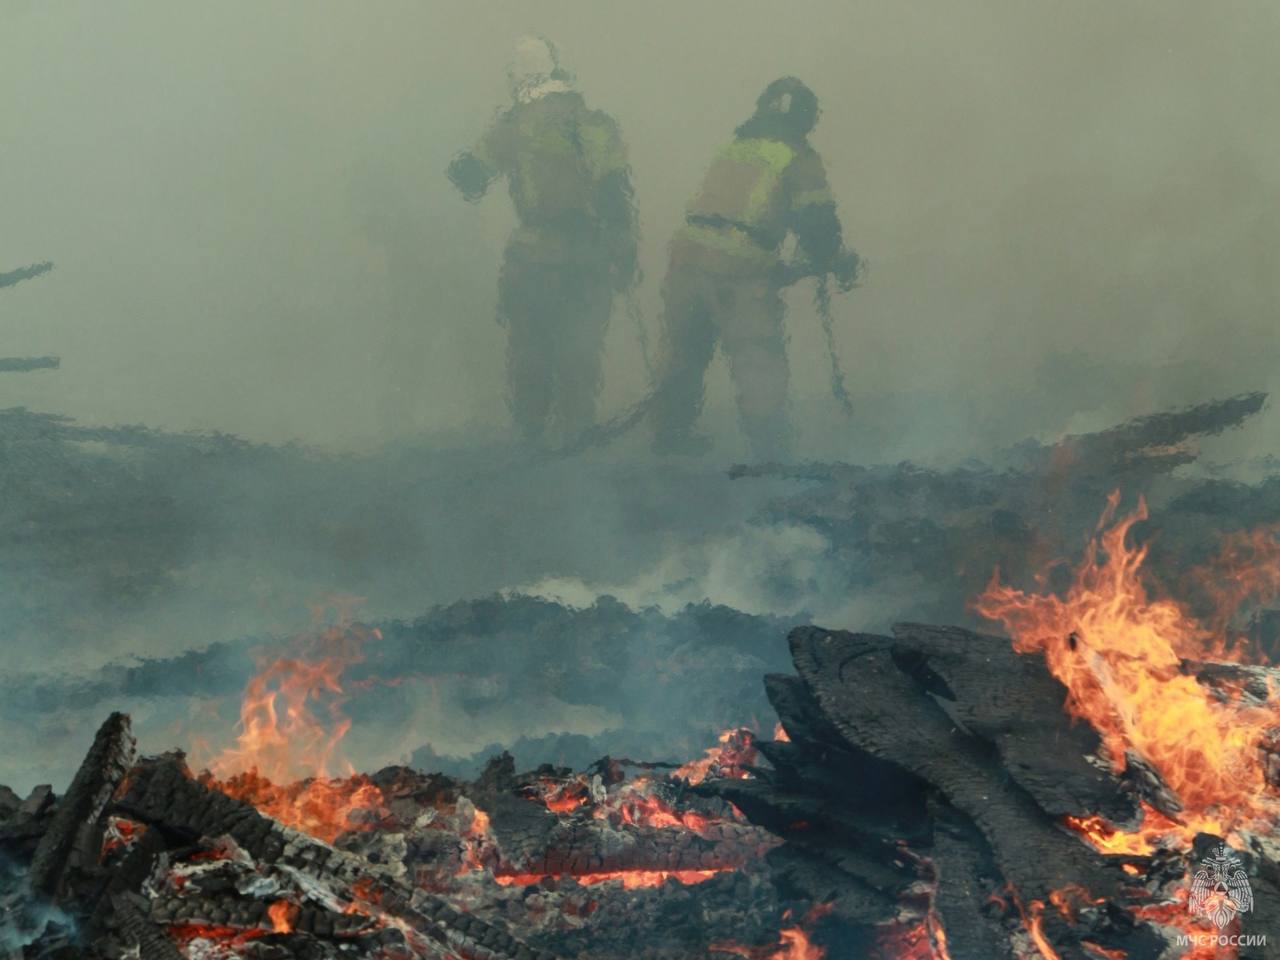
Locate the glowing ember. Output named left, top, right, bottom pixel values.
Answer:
left=710, top=927, right=825, bottom=959
left=266, top=900, right=296, bottom=934
left=975, top=493, right=1280, bottom=844
left=872, top=918, right=951, bottom=959
left=202, top=768, right=386, bottom=845
left=99, top=815, right=146, bottom=861
left=675, top=727, right=758, bottom=784
left=166, top=924, right=264, bottom=948
left=1060, top=801, right=1185, bottom=857
left=494, top=868, right=726, bottom=889
left=1080, top=942, right=1128, bottom=960
left=537, top=778, right=587, bottom=813
left=456, top=802, right=493, bottom=875
left=599, top=783, right=721, bottom=835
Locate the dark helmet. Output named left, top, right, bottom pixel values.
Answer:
left=736, top=77, right=819, bottom=142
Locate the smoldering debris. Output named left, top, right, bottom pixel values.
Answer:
left=12, top=604, right=1280, bottom=959
left=0, top=714, right=817, bottom=960
left=733, top=391, right=1277, bottom=625
left=6, top=393, right=1280, bottom=794
left=0, top=595, right=799, bottom=793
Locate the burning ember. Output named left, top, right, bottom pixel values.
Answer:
left=975, top=492, right=1280, bottom=848
left=712, top=926, right=826, bottom=959
left=674, top=726, right=759, bottom=784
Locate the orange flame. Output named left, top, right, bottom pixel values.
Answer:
left=267, top=900, right=296, bottom=934
left=600, top=785, right=720, bottom=834
left=710, top=927, right=825, bottom=959
left=208, top=625, right=370, bottom=785
left=1060, top=801, right=1185, bottom=857
left=198, top=623, right=389, bottom=843
left=1188, top=523, right=1280, bottom=644
left=675, top=727, right=757, bottom=784
left=975, top=493, right=1280, bottom=843
left=1024, top=899, right=1062, bottom=960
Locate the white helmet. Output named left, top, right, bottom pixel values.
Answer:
left=507, top=35, right=573, bottom=103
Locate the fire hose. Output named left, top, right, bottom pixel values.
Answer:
left=814, top=273, right=855, bottom=418
left=544, top=258, right=859, bottom=460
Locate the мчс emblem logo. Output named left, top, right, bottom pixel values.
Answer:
left=1189, top=844, right=1254, bottom=930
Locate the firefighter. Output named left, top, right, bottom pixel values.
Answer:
left=650, top=77, right=858, bottom=460
left=447, top=36, right=638, bottom=442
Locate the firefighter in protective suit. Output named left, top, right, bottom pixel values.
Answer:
left=447, top=37, right=638, bottom=441
left=651, top=77, right=858, bottom=459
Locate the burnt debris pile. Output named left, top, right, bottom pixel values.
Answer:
left=701, top=623, right=1280, bottom=959
left=2, top=713, right=838, bottom=960
left=733, top=392, right=1275, bottom=625
left=9, top=613, right=1280, bottom=958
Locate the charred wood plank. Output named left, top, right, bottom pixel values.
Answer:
left=112, top=891, right=184, bottom=960
left=926, top=793, right=1017, bottom=960
left=116, top=757, right=562, bottom=960
left=1183, top=658, right=1280, bottom=706
left=28, top=712, right=136, bottom=899
left=788, top=627, right=1128, bottom=946
left=891, top=623, right=1137, bottom=822
left=759, top=674, right=931, bottom=840
left=87, top=827, right=169, bottom=939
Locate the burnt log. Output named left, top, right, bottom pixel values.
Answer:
left=787, top=626, right=1135, bottom=959
left=891, top=623, right=1137, bottom=822
left=114, top=757, right=563, bottom=960
left=28, top=711, right=136, bottom=899
left=716, top=671, right=1017, bottom=956
left=87, top=826, right=169, bottom=940
left=728, top=393, right=1273, bottom=633
left=924, top=795, right=1017, bottom=960
left=481, top=788, right=773, bottom=880
left=111, top=891, right=185, bottom=960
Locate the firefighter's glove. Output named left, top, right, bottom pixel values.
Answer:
left=835, top=249, right=861, bottom=293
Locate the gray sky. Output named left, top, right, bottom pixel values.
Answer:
left=3, top=0, right=1278, bottom=453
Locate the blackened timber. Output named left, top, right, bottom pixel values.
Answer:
left=28, top=712, right=136, bottom=899
left=759, top=674, right=931, bottom=840
left=87, top=827, right=169, bottom=940
left=926, top=795, right=1016, bottom=960
left=479, top=787, right=773, bottom=879
left=115, top=758, right=563, bottom=960
left=111, top=892, right=184, bottom=960
left=891, top=623, right=1138, bottom=822
left=788, top=628, right=1127, bottom=918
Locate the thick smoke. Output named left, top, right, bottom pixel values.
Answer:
left=2, top=2, right=1279, bottom=795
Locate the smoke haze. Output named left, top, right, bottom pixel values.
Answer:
left=3, top=1, right=1279, bottom=790
left=4, top=1, right=1278, bottom=452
